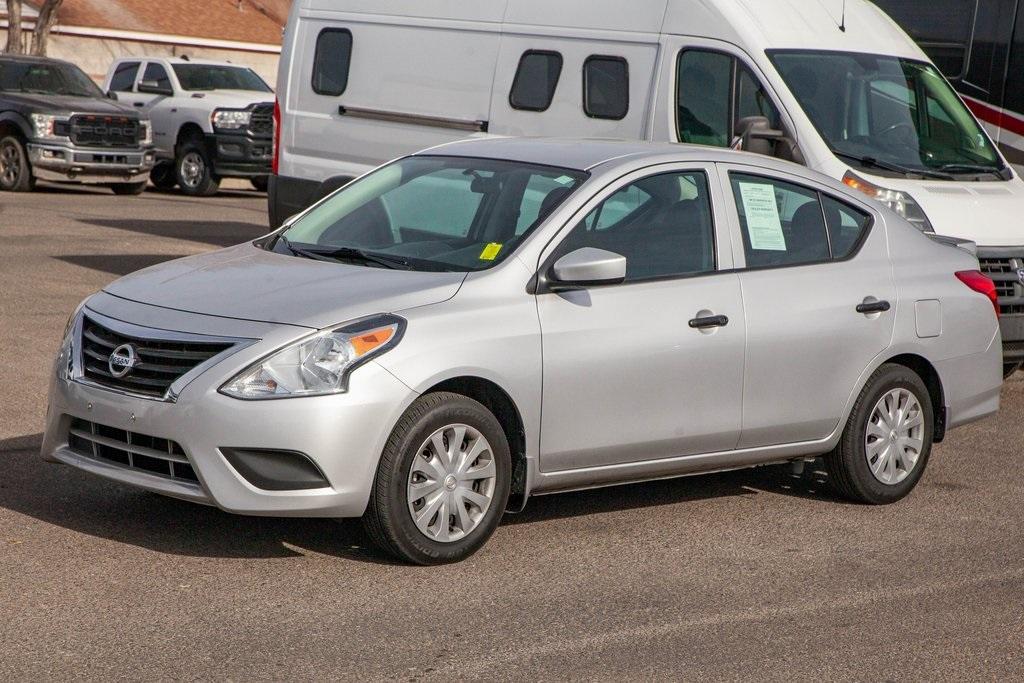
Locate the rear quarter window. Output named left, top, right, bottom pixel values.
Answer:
left=312, top=28, right=353, bottom=96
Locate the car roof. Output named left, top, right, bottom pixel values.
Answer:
left=115, top=56, right=244, bottom=68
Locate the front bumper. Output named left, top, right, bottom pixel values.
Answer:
left=28, top=142, right=155, bottom=184
left=208, top=132, right=271, bottom=178
left=41, top=300, right=416, bottom=518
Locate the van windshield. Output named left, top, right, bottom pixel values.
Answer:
left=769, top=50, right=1006, bottom=178
left=271, top=156, right=588, bottom=272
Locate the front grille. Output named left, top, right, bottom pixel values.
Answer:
left=80, top=316, right=232, bottom=399
left=67, top=417, right=199, bottom=483
left=247, top=103, right=274, bottom=137
left=69, top=114, right=139, bottom=148
left=979, top=254, right=1024, bottom=315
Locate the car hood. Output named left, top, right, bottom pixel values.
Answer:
left=4, top=92, right=137, bottom=116
left=103, top=242, right=467, bottom=329
left=187, top=90, right=273, bottom=108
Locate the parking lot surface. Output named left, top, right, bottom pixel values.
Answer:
left=1, top=185, right=1023, bottom=680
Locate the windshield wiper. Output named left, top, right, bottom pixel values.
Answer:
left=936, top=163, right=1007, bottom=178
left=833, top=151, right=955, bottom=180
left=278, top=237, right=410, bottom=270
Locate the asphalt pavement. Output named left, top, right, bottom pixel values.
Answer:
left=1, top=182, right=1022, bottom=680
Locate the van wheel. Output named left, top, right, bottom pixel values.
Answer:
left=175, top=138, right=219, bottom=196
left=0, top=135, right=35, bottom=192
left=149, top=161, right=177, bottom=190
left=825, top=364, right=933, bottom=504
left=109, top=181, right=147, bottom=195
left=363, top=392, right=511, bottom=565
left=1003, top=362, right=1020, bottom=379
left=250, top=175, right=269, bottom=192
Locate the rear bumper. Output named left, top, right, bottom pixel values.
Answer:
left=28, top=142, right=155, bottom=184
left=208, top=132, right=271, bottom=178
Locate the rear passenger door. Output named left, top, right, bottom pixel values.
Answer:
left=718, top=164, right=896, bottom=449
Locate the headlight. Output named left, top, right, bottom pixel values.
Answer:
left=842, top=171, right=934, bottom=232
left=31, top=113, right=69, bottom=141
left=139, top=119, right=153, bottom=145
left=57, top=299, right=88, bottom=381
left=211, top=109, right=251, bottom=132
left=220, top=315, right=405, bottom=399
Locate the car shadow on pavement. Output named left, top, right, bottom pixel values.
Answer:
left=77, top=218, right=268, bottom=248
left=54, top=254, right=187, bottom=277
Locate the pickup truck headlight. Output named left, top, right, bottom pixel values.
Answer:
left=139, top=119, right=153, bottom=145
left=842, top=171, right=934, bottom=232
left=211, top=108, right=252, bottom=132
left=30, top=113, right=69, bottom=141
left=220, top=315, right=405, bottom=399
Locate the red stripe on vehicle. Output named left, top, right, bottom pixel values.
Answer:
left=963, top=96, right=1024, bottom=138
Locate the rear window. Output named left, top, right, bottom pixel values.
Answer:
left=312, top=28, right=353, bottom=96
left=583, top=56, right=629, bottom=120
left=510, top=50, right=563, bottom=112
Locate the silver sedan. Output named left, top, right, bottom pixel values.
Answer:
left=42, top=138, right=1003, bottom=564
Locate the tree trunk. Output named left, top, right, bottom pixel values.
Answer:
left=31, top=0, right=64, bottom=56
left=5, top=0, right=24, bottom=54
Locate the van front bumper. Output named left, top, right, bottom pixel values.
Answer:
left=28, top=142, right=155, bottom=184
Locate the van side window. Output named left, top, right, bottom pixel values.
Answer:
left=736, top=65, right=781, bottom=129
left=555, top=171, right=715, bottom=282
left=312, top=28, right=353, bottom=96
left=143, top=63, right=171, bottom=91
left=583, top=56, right=629, bottom=120
left=510, top=51, right=562, bottom=112
left=109, top=62, right=139, bottom=92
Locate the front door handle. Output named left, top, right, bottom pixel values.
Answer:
left=689, top=314, right=729, bottom=329
left=133, top=101, right=144, bottom=107
left=856, top=299, right=891, bottom=314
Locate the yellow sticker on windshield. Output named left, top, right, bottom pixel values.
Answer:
left=479, top=243, right=503, bottom=260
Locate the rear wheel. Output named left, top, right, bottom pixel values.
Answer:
left=175, top=138, right=219, bottom=196
left=109, top=181, right=147, bottom=195
left=825, top=364, right=933, bottom=504
left=363, top=392, right=511, bottom=565
left=250, top=175, right=269, bottom=192
left=1004, top=362, right=1020, bottom=379
left=0, top=135, right=34, bottom=192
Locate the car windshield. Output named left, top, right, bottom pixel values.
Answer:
left=172, top=64, right=271, bottom=92
left=0, top=60, right=103, bottom=97
left=272, top=156, right=588, bottom=272
left=769, top=50, right=1005, bottom=177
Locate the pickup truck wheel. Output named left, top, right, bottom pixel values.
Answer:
left=0, top=135, right=35, bottom=192
left=149, top=162, right=177, bottom=190
left=175, top=139, right=219, bottom=196
left=250, top=175, right=269, bottom=192
left=109, top=181, right=148, bottom=195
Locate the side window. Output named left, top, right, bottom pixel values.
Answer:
left=143, top=63, right=171, bottom=91
left=735, top=64, right=781, bottom=130
left=677, top=50, right=732, bottom=146
left=730, top=173, right=831, bottom=268
left=557, top=171, right=715, bottom=282
left=822, top=195, right=871, bottom=259
left=510, top=51, right=562, bottom=112
left=312, top=28, right=353, bottom=96
left=583, top=56, right=629, bottom=120
left=109, top=61, right=139, bottom=92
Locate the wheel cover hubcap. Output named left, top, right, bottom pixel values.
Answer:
left=407, top=424, right=497, bottom=543
left=0, top=143, right=21, bottom=184
left=865, top=388, right=924, bottom=485
left=180, top=152, right=204, bottom=187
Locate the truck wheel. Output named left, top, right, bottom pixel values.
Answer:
left=175, top=138, right=219, bottom=197
left=250, top=175, right=269, bottom=192
left=363, top=392, right=511, bottom=565
left=825, top=364, right=933, bottom=505
left=0, top=135, right=35, bottom=192
left=109, top=181, right=148, bottom=195
left=149, top=161, right=177, bottom=190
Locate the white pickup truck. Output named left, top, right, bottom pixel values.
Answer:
left=102, top=57, right=274, bottom=196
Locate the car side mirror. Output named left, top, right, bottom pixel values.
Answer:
left=106, top=90, right=119, bottom=100
left=137, top=80, right=173, bottom=96
left=549, top=247, right=627, bottom=290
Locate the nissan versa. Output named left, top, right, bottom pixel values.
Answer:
left=43, top=139, right=1002, bottom=564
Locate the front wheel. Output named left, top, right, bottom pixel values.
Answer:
left=149, top=161, right=177, bottom=190
left=175, top=139, right=220, bottom=196
left=250, top=175, right=269, bottom=192
left=0, top=135, right=35, bottom=192
left=108, top=181, right=147, bottom=195
left=825, top=364, right=933, bottom=504
left=363, top=392, right=511, bottom=564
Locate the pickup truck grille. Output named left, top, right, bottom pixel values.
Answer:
left=978, top=254, right=1024, bottom=315
left=69, top=114, right=139, bottom=148
left=248, top=103, right=274, bottom=137
left=80, top=315, right=232, bottom=399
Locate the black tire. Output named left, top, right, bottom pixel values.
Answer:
left=250, top=175, right=269, bottom=192
left=0, top=135, right=35, bottom=192
left=825, top=364, right=934, bottom=504
left=108, top=181, right=147, bottom=195
left=1004, top=362, right=1020, bottom=380
left=363, top=392, right=512, bottom=565
left=149, top=161, right=177, bottom=190
left=175, top=137, right=219, bottom=196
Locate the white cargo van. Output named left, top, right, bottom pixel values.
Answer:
left=270, top=0, right=1024, bottom=372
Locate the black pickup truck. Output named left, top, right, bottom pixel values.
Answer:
left=0, top=54, right=155, bottom=194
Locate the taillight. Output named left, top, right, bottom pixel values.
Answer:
left=956, top=270, right=1000, bottom=319
left=272, top=97, right=281, bottom=175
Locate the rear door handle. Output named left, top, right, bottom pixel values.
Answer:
left=689, top=314, right=729, bottom=329
left=856, top=299, right=891, bottom=314
left=133, top=102, right=144, bottom=107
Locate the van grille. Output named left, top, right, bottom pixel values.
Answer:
left=80, top=316, right=232, bottom=399
left=68, top=114, right=140, bottom=148
left=248, top=103, right=274, bottom=137
left=67, top=417, right=199, bottom=483
left=978, top=254, right=1024, bottom=315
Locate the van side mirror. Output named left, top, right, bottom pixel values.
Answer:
left=734, top=116, right=785, bottom=155
left=549, top=247, right=627, bottom=290
left=137, top=80, right=173, bottom=96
